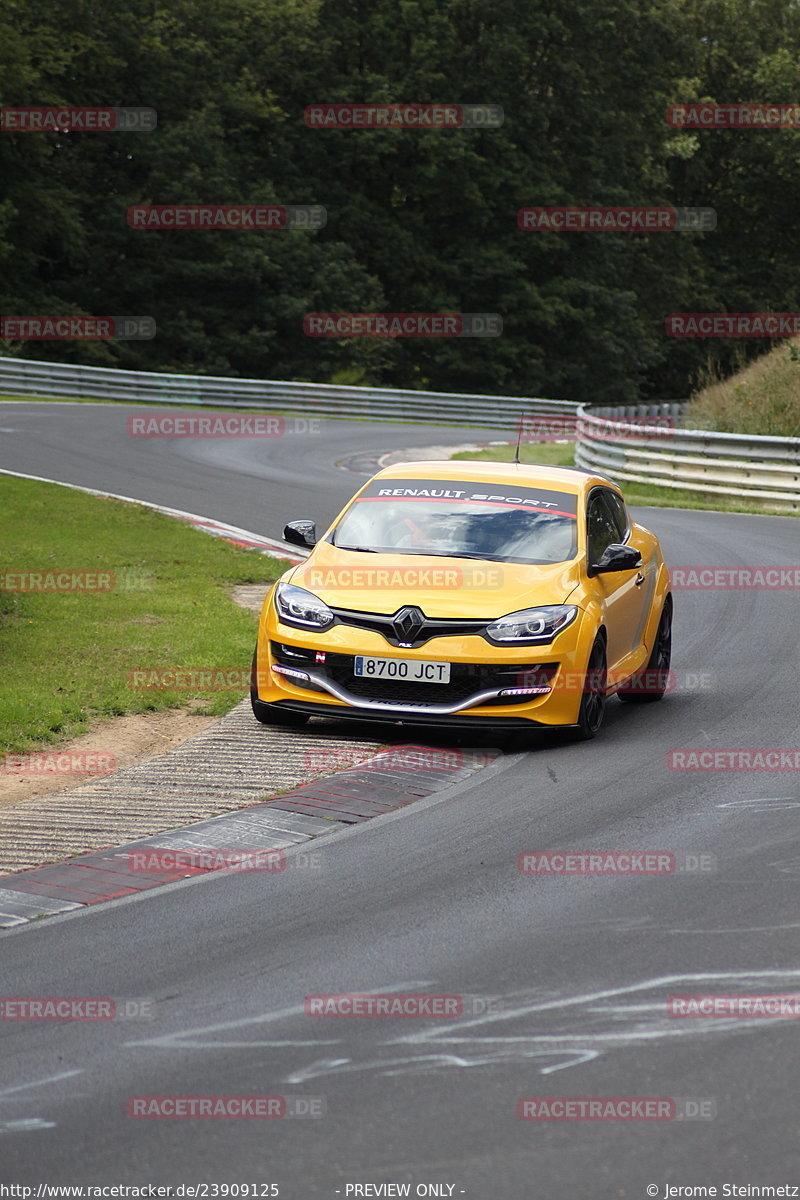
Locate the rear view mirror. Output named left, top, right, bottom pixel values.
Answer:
left=283, top=520, right=317, bottom=548
left=590, top=543, right=642, bottom=575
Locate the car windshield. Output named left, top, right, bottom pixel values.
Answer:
left=332, top=480, right=578, bottom=565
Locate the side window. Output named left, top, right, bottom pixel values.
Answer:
left=586, top=493, right=618, bottom=565
left=603, top=489, right=629, bottom=541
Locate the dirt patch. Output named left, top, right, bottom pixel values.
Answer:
left=0, top=707, right=217, bottom=810
left=231, top=583, right=271, bottom=613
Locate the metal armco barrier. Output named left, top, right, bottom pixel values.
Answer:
left=2, top=357, right=798, bottom=509
left=0, top=356, right=578, bottom=431
left=575, top=404, right=800, bottom=512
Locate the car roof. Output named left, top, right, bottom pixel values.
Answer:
left=373, top=459, right=621, bottom=495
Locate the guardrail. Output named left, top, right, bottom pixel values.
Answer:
left=575, top=404, right=800, bottom=513
left=2, top=356, right=798, bottom=510
left=0, top=356, right=579, bottom=431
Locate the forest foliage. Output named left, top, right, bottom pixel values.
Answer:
left=3, top=0, right=800, bottom=403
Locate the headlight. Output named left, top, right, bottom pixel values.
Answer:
left=485, top=604, right=578, bottom=644
left=274, top=582, right=334, bottom=630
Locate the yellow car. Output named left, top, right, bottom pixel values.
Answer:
left=251, top=461, right=672, bottom=740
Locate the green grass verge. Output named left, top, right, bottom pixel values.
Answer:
left=686, top=339, right=800, bottom=437
left=0, top=476, right=286, bottom=757
left=455, top=442, right=576, bottom=467
left=451, top=442, right=797, bottom=517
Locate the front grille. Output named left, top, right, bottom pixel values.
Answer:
left=329, top=606, right=489, bottom=649
left=271, top=643, right=557, bottom=707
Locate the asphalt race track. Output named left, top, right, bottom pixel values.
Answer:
left=1, top=401, right=799, bottom=1197
left=0, top=401, right=492, bottom=535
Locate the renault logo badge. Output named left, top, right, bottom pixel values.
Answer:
left=392, top=606, right=425, bottom=643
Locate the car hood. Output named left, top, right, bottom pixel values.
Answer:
left=288, top=542, right=581, bottom=618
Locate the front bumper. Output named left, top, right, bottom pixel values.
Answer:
left=262, top=698, right=542, bottom=730
left=255, top=607, right=593, bottom=728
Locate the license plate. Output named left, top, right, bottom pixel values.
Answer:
left=353, top=655, right=450, bottom=684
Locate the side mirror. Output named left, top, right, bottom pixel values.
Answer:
left=590, top=543, right=642, bottom=576
left=283, top=520, right=317, bottom=548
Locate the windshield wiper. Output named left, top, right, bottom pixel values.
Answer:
left=423, top=551, right=510, bottom=562
left=334, top=546, right=516, bottom=562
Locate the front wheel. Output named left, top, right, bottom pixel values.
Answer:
left=573, top=633, right=607, bottom=741
left=617, top=596, right=672, bottom=704
left=250, top=646, right=310, bottom=727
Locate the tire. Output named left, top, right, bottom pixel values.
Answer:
left=250, top=646, right=310, bottom=727
left=617, top=596, right=672, bottom=704
left=573, top=632, right=607, bottom=741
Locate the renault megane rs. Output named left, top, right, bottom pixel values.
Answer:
left=250, top=461, right=672, bottom=739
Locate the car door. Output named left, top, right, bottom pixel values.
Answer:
left=585, top=489, right=646, bottom=675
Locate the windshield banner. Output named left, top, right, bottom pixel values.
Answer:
left=354, top=479, right=578, bottom=517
